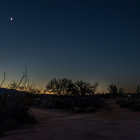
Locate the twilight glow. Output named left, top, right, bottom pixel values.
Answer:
left=0, top=0, right=140, bottom=93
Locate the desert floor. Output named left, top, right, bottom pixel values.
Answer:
left=2, top=99, right=140, bottom=140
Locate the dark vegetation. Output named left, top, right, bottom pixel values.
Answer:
left=31, top=78, right=103, bottom=113
left=33, top=94, right=104, bottom=113
left=0, top=71, right=140, bottom=136
left=0, top=69, right=38, bottom=136
left=46, top=78, right=98, bottom=96
left=109, top=84, right=140, bottom=111
left=116, top=94, right=140, bottom=111
left=0, top=93, right=35, bottom=136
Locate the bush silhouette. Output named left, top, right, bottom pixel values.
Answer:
left=46, top=78, right=98, bottom=96
left=0, top=93, right=35, bottom=135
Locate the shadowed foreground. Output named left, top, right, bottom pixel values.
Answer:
left=2, top=99, right=140, bottom=140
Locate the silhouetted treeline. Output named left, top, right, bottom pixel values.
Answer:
left=46, top=78, right=98, bottom=96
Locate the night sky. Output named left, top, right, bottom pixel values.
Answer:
left=0, top=0, right=140, bottom=92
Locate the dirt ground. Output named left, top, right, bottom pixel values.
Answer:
left=2, top=99, right=140, bottom=140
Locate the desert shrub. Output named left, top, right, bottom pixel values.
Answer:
left=33, top=95, right=104, bottom=113
left=116, top=96, right=140, bottom=111
left=0, top=93, right=35, bottom=136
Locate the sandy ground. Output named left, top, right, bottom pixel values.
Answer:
left=2, top=99, right=140, bottom=140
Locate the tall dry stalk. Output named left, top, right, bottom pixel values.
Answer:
left=0, top=72, right=6, bottom=88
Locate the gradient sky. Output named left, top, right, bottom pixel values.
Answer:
left=0, top=0, right=140, bottom=92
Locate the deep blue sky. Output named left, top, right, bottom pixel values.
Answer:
left=0, top=0, right=140, bottom=92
